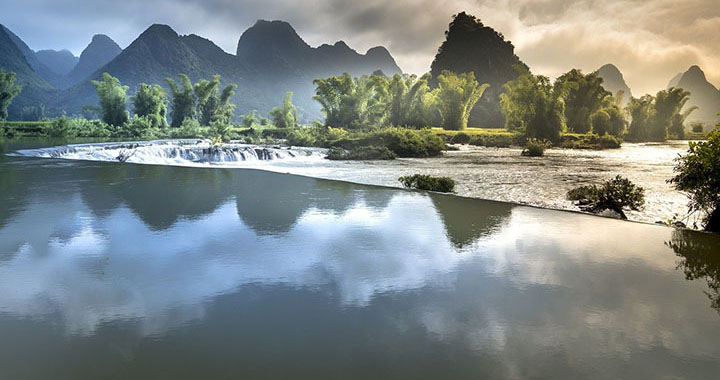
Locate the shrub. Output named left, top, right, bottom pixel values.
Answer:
left=209, top=121, right=231, bottom=142
left=521, top=139, right=548, bottom=157
left=450, top=132, right=471, bottom=144
left=669, top=130, right=720, bottom=232
left=171, top=118, right=204, bottom=138
left=287, top=127, right=320, bottom=147
left=342, top=128, right=445, bottom=157
left=399, top=174, right=456, bottom=193
left=327, top=146, right=396, bottom=160
left=691, top=122, right=705, bottom=133
left=118, top=116, right=162, bottom=139
left=567, top=175, right=645, bottom=219
left=46, top=116, right=77, bottom=138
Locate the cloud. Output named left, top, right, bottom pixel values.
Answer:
left=0, top=0, right=717, bottom=95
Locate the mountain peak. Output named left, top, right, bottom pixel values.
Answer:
left=672, top=65, right=720, bottom=125
left=67, top=32, right=122, bottom=82
left=140, top=24, right=178, bottom=40
left=596, top=63, right=632, bottom=102
left=682, top=65, right=707, bottom=83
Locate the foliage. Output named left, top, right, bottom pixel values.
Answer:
left=653, top=87, right=694, bottom=141
left=556, top=69, right=611, bottom=133
left=194, top=74, right=237, bottom=125
left=667, top=229, right=720, bottom=312
left=269, top=92, right=298, bottom=128
left=209, top=121, right=231, bottom=142
left=626, top=95, right=654, bottom=142
left=91, top=73, right=129, bottom=126
left=241, top=110, right=259, bottom=129
left=669, top=130, right=720, bottom=232
left=313, top=73, right=388, bottom=129
left=500, top=72, right=566, bottom=143
left=521, top=139, right=548, bottom=157
left=432, top=70, right=489, bottom=130
left=387, top=73, right=435, bottom=128
left=0, top=68, right=22, bottom=121
left=691, top=122, right=705, bottom=133
left=171, top=118, right=204, bottom=138
left=560, top=133, right=621, bottom=149
left=21, top=105, right=45, bottom=121
left=567, top=175, right=645, bottom=219
left=165, top=74, right=196, bottom=128
left=133, top=83, right=168, bottom=129
left=117, top=115, right=162, bottom=139
left=450, top=132, right=471, bottom=144
left=327, top=146, right=396, bottom=160
left=46, top=116, right=76, bottom=138
left=399, top=174, right=456, bottom=193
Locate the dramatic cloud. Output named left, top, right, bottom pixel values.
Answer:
left=1, top=0, right=717, bottom=94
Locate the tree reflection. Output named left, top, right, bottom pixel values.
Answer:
left=668, top=229, right=720, bottom=313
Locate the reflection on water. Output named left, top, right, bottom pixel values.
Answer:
left=1, top=153, right=720, bottom=379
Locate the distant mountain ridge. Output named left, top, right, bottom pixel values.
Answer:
left=35, top=49, right=78, bottom=76
left=3, top=20, right=402, bottom=121
left=669, top=66, right=720, bottom=126
left=596, top=64, right=632, bottom=105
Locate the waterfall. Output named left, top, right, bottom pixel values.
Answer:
left=12, top=140, right=328, bottom=166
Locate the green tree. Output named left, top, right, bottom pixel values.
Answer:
left=650, top=87, right=694, bottom=142
left=592, top=96, right=627, bottom=136
left=500, top=72, right=566, bottom=143
left=567, top=176, right=645, bottom=219
left=91, top=73, right=129, bottom=126
left=387, top=73, right=435, bottom=128
left=133, top=83, right=168, bottom=129
left=165, top=74, right=196, bottom=128
left=626, top=95, right=654, bottom=142
left=313, top=73, right=388, bottom=129
left=669, top=130, right=720, bottom=232
left=556, top=69, right=611, bottom=133
left=0, top=69, right=22, bottom=120
left=432, top=70, right=489, bottom=130
left=269, top=92, right=299, bottom=128
left=192, top=75, right=238, bottom=125
left=241, top=110, right=258, bottom=129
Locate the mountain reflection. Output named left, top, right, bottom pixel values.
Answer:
left=0, top=158, right=513, bottom=335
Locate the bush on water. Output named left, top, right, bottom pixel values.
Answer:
left=567, top=175, right=645, bottom=219
left=398, top=174, right=456, bottom=193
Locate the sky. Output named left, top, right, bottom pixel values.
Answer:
left=1, top=0, right=718, bottom=95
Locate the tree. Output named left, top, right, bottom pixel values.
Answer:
left=133, top=83, right=168, bottom=129
left=592, top=96, right=627, bottom=136
left=0, top=69, right=22, bottom=121
left=626, top=95, right=654, bottom=142
left=387, top=73, right=435, bottom=128
left=669, top=130, right=720, bottom=232
left=556, top=69, right=611, bottom=133
left=432, top=70, right=489, bottom=130
left=192, top=74, right=238, bottom=125
left=313, top=73, right=387, bottom=129
left=241, top=110, right=258, bottom=129
left=650, top=87, right=694, bottom=142
left=500, top=72, right=566, bottom=143
left=269, top=92, right=299, bottom=128
left=91, top=73, right=129, bottom=126
left=567, top=176, right=645, bottom=219
left=165, top=74, right=196, bottom=128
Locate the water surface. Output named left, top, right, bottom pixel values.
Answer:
left=2, top=144, right=720, bottom=379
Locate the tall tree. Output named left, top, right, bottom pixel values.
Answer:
left=194, top=75, right=220, bottom=126
left=626, top=95, right=654, bottom=142
left=0, top=69, right=22, bottom=120
left=651, top=87, right=694, bottom=142
left=387, top=73, right=435, bottom=128
left=592, top=96, right=627, bottom=136
left=269, top=92, right=299, bottom=128
left=91, top=72, right=129, bottom=126
left=500, top=72, right=567, bottom=143
left=133, top=83, right=168, bottom=129
left=556, top=69, right=612, bottom=133
left=165, top=74, right=196, bottom=128
left=432, top=71, right=489, bottom=130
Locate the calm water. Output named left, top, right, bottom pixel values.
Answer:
left=11, top=139, right=694, bottom=224
left=2, top=141, right=720, bottom=379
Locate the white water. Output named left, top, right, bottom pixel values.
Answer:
left=12, top=139, right=696, bottom=225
